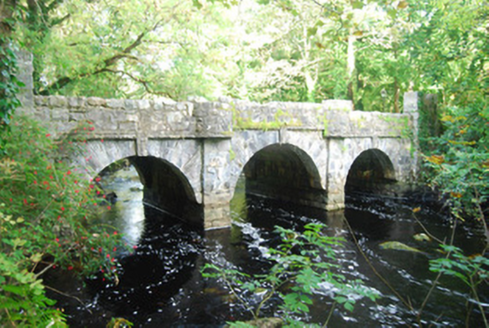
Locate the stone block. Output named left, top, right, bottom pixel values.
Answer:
left=51, top=109, right=69, bottom=121
left=87, top=97, right=106, bottom=107
left=186, top=102, right=194, bottom=116
left=137, top=99, right=150, bottom=110
left=167, top=111, right=185, bottom=124
left=153, top=100, right=164, bottom=111
left=403, top=92, right=419, bottom=113
left=124, top=99, right=137, bottom=111
left=193, top=103, right=233, bottom=137
left=34, top=96, right=48, bottom=106
left=106, top=99, right=124, bottom=109
left=161, top=97, right=177, bottom=107
left=56, top=121, right=77, bottom=134
left=126, top=114, right=138, bottom=122
left=118, top=121, right=137, bottom=131
left=33, top=107, right=50, bottom=121
left=68, top=97, right=86, bottom=109
left=90, top=111, right=118, bottom=130
left=176, top=102, right=187, bottom=111
left=48, top=96, right=68, bottom=108
left=69, top=112, right=85, bottom=122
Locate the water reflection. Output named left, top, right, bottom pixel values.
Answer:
left=86, top=206, right=203, bottom=323
left=96, top=166, right=145, bottom=247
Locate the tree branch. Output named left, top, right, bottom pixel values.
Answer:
left=40, top=17, right=164, bottom=95
left=99, top=68, right=172, bottom=97
left=49, top=13, right=70, bottom=27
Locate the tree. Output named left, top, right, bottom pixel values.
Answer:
left=14, top=0, right=248, bottom=100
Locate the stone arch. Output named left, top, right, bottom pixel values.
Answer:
left=236, top=143, right=326, bottom=208
left=345, top=148, right=396, bottom=195
left=72, top=139, right=203, bottom=204
left=130, top=156, right=202, bottom=227
left=76, top=140, right=137, bottom=178
left=73, top=140, right=203, bottom=227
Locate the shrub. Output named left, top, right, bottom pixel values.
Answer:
left=0, top=115, right=122, bottom=326
left=423, top=104, right=489, bottom=231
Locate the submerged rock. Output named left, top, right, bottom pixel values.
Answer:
left=379, top=241, right=423, bottom=253
left=413, top=233, right=431, bottom=242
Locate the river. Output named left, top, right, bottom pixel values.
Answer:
left=46, top=165, right=488, bottom=327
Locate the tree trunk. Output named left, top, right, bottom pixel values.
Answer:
left=346, top=28, right=356, bottom=106
left=394, top=79, right=400, bottom=113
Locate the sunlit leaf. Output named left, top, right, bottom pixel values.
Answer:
left=397, top=1, right=408, bottom=9
left=426, top=155, right=444, bottom=165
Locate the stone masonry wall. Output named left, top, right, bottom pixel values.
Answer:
left=30, top=96, right=233, bottom=143
left=28, top=95, right=412, bottom=142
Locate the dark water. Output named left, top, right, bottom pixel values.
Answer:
left=45, top=168, right=488, bottom=327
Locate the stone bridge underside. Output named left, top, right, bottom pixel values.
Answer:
left=18, top=56, right=418, bottom=230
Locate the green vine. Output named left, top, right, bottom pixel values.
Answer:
left=0, top=36, right=24, bottom=154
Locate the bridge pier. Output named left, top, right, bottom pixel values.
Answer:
left=201, top=138, right=235, bottom=229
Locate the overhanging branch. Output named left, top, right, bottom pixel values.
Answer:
left=39, top=16, right=167, bottom=95
left=99, top=68, right=171, bottom=97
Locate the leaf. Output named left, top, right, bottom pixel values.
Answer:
left=397, top=1, right=408, bottom=9
left=307, top=27, right=317, bottom=37
left=426, top=155, right=444, bottom=165
left=2, top=284, right=26, bottom=296
left=387, top=8, right=397, bottom=19
left=344, top=301, right=354, bottom=312
left=192, top=0, right=203, bottom=9
left=29, top=253, right=43, bottom=263
left=352, top=1, right=363, bottom=9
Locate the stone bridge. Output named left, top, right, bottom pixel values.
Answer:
left=17, top=53, right=419, bottom=230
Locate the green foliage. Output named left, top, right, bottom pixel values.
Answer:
left=430, top=245, right=489, bottom=286
left=402, top=0, right=488, bottom=108
left=0, top=115, right=123, bottom=326
left=14, top=0, right=239, bottom=100
left=423, top=104, right=489, bottom=224
left=429, top=244, right=489, bottom=325
left=106, top=317, right=134, bottom=327
left=0, top=38, right=24, bottom=153
left=7, top=0, right=486, bottom=114
left=202, top=222, right=380, bottom=326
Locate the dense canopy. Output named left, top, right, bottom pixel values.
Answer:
left=9, top=0, right=487, bottom=111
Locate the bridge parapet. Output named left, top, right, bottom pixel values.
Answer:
left=30, top=93, right=411, bottom=142
left=229, top=98, right=411, bottom=139
left=324, top=110, right=411, bottom=138
left=31, top=95, right=234, bottom=140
